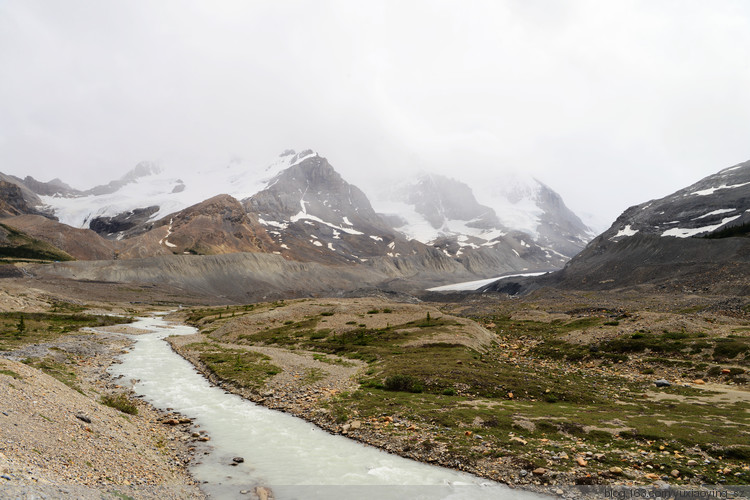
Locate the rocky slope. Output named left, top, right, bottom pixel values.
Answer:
left=482, top=159, right=750, bottom=295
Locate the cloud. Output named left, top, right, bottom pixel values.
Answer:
left=1, top=0, right=749, bottom=229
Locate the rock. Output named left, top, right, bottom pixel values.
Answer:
left=75, top=414, right=92, bottom=423
left=555, top=489, right=564, bottom=496
left=721, top=369, right=731, bottom=374
left=671, top=469, right=680, bottom=478
left=519, top=469, right=528, bottom=477
left=576, top=457, right=588, bottom=467
left=510, top=437, right=527, bottom=445
left=559, top=452, right=569, bottom=459
left=594, top=453, right=606, bottom=461
left=164, top=418, right=180, bottom=425
left=692, top=379, right=705, bottom=385
left=645, top=473, right=660, bottom=480
left=654, top=379, right=671, bottom=387
left=350, top=420, right=361, bottom=430
left=532, top=467, right=547, bottom=476
left=255, top=486, right=272, bottom=500
left=232, top=457, right=244, bottom=464
left=609, top=466, right=623, bottom=475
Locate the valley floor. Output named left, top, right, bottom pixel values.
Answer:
left=1, top=279, right=749, bottom=498
left=172, top=290, right=750, bottom=493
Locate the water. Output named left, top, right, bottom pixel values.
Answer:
left=108, top=315, right=545, bottom=499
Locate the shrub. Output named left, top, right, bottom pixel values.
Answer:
left=101, top=393, right=138, bottom=415
left=384, top=374, right=423, bottom=393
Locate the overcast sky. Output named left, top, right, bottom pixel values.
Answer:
left=1, top=0, right=749, bottom=230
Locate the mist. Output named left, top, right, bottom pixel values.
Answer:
left=2, top=0, right=750, bottom=230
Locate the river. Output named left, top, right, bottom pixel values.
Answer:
left=108, top=315, right=546, bottom=499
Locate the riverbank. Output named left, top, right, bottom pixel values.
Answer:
left=0, top=320, right=205, bottom=499
left=169, top=295, right=750, bottom=493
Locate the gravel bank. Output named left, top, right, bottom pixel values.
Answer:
left=0, top=328, right=205, bottom=499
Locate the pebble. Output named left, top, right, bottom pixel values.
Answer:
left=654, top=379, right=671, bottom=387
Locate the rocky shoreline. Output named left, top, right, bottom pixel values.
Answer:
left=0, top=325, right=206, bottom=499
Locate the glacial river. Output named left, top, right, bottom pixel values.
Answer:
left=108, top=315, right=545, bottom=499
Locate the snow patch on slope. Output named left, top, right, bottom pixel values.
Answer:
left=661, top=215, right=742, bottom=238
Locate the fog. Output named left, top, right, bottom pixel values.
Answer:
left=2, top=0, right=749, bottom=230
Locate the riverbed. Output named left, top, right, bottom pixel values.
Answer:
left=108, top=315, right=545, bottom=499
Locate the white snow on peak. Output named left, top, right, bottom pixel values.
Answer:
left=692, top=208, right=736, bottom=220
left=611, top=224, right=639, bottom=239
left=661, top=215, right=742, bottom=238
left=40, top=150, right=317, bottom=228
left=691, top=181, right=750, bottom=196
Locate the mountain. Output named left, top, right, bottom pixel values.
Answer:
left=371, top=172, right=592, bottom=269
left=483, top=159, right=750, bottom=295
left=0, top=150, right=595, bottom=292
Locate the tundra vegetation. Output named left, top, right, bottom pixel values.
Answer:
left=179, top=295, right=750, bottom=486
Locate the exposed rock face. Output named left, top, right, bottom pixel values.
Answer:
left=89, top=206, right=160, bottom=238
left=245, top=153, right=428, bottom=265
left=0, top=179, right=56, bottom=219
left=0, top=181, right=33, bottom=217
left=534, top=183, right=592, bottom=258
left=154, top=194, right=275, bottom=256
left=85, top=161, right=161, bottom=196
left=486, top=160, right=750, bottom=295
left=402, top=174, right=500, bottom=230
left=21, top=176, right=79, bottom=197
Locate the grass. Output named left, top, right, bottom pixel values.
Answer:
left=0, top=368, right=22, bottom=379
left=181, top=300, right=750, bottom=485
left=22, top=357, right=85, bottom=394
left=0, top=223, right=75, bottom=261
left=184, top=342, right=281, bottom=390
left=101, top=393, right=139, bottom=415
left=0, top=312, right=134, bottom=350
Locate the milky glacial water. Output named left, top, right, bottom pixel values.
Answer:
left=108, top=316, right=545, bottom=499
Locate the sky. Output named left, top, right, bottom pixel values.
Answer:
left=1, top=0, right=749, bottom=231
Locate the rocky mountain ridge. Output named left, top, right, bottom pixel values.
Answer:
left=0, top=150, right=594, bottom=290
left=481, top=159, right=750, bottom=295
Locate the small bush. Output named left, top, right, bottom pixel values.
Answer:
left=713, top=341, right=748, bottom=359
left=367, top=309, right=379, bottom=314
left=320, top=311, right=334, bottom=317
left=442, top=388, right=456, bottom=396
left=101, top=393, right=138, bottom=415
left=384, top=374, right=423, bottom=393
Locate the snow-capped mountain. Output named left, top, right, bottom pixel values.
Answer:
left=36, top=150, right=317, bottom=232
left=371, top=172, right=593, bottom=262
left=605, top=160, right=750, bottom=241
left=2, top=149, right=595, bottom=280
left=496, top=159, right=750, bottom=295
